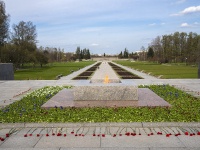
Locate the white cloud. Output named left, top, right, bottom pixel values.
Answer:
left=91, top=43, right=99, bottom=46
left=171, top=5, right=200, bottom=16
left=180, top=23, right=190, bottom=27
left=149, top=23, right=156, bottom=26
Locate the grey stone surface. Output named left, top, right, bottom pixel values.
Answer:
left=41, top=89, right=74, bottom=108
left=101, top=135, right=184, bottom=148
left=177, top=136, right=200, bottom=148
left=61, top=148, right=149, bottom=150
left=35, top=135, right=100, bottom=148
left=74, top=86, right=138, bottom=101
left=0, top=135, right=41, bottom=148
left=0, top=63, right=14, bottom=80
left=0, top=147, right=60, bottom=150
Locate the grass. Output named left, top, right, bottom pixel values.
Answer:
left=1, top=85, right=200, bottom=123
left=114, top=61, right=198, bottom=79
left=14, top=61, right=95, bottom=80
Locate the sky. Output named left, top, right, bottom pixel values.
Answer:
left=3, top=0, right=200, bottom=54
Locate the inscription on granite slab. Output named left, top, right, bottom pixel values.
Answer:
left=74, top=86, right=138, bottom=101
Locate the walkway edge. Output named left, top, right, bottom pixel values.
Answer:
left=0, top=122, right=200, bottom=128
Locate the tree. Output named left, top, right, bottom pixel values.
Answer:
left=123, top=48, right=129, bottom=58
left=11, top=21, right=37, bottom=51
left=35, top=50, right=48, bottom=67
left=0, top=0, right=9, bottom=46
left=75, top=46, right=81, bottom=60
left=147, top=47, right=154, bottom=59
left=118, top=51, right=123, bottom=59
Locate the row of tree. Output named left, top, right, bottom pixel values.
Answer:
left=0, top=1, right=91, bottom=69
left=148, top=32, right=200, bottom=64
left=75, top=46, right=91, bottom=60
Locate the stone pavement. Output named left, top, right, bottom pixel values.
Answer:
left=0, top=61, right=200, bottom=149
left=0, top=123, right=200, bottom=149
left=90, top=62, right=120, bottom=83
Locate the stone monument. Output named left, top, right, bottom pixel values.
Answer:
left=73, top=85, right=138, bottom=107
left=0, top=63, right=14, bottom=80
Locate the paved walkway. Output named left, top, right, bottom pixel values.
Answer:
left=90, top=62, right=120, bottom=83
left=0, top=61, right=200, bottom=149
left=0, top=123, right=200, bottom=149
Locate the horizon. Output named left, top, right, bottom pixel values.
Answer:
left=3, top=0, right=200, bottom=54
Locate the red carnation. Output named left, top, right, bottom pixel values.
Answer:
left=6, top=133, right=9, bottom=137
left=113, top=134, right=116, bottom=137
left=185, top=132, right=189, bottom=135
left=24, top=134, right=28, bottom=137
left=37, top=134, right=40, bottom=137
left=64, top=134, right=67, bottom=137
left=46, top=134, right=49, bottom=137
left=93, top=134, right=96, bottom=136
left=197, top=132, right=200, bottom=135
left=102, top=134, right=105, bottom=137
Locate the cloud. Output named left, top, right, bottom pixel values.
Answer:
left=171, top=5, right=200, bottom=16
left=91, top=43, right=99, bottom=46
left=149, top=23, right=156, bottom=26
left=180, top=23, right=190, bottom=27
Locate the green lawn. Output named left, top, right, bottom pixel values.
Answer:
left=115, top=61, right=198, bottom=79
left=1, top=85, right=200, bottom=123
left=14, top=61, right=95, bottom=80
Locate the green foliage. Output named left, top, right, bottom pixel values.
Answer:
left=14, top=61, right=95, bottom=80
left=115, top=61, right=198, bottom=78
left=0, top=85, right=200, bottom=123
left=147, top=47, right=154, bottom=58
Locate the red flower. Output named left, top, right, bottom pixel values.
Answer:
left=113, top=134, right=116, bottom=137
left=6, top=133, right=9, bottom=137
left=64, top=134, right=67, bottom=137
left=24, top=134, right=28, bottom=137
left=139, top=133, right=141, bottom=135
left=82, top=134, right=85, bottom=137
left=190, top=133, right=193, bottom=136
left=37, top=134, right=40, bottom=137
left=1, top=138, right=4, bottom=141
left=46, top=134, right=49, bottom=137
left=75, top=134, right=78, bottom=136
left=131, top=133, right=136, bottom=136
left=98, top=134, right=100, bottom=137
left=29, top=134, right=32, bottom=136
left=52, top=133, right=55, bottom=136
left=125, top=132, right=130, bottom=136
left=166, top=134, right=170, bottom=137
left=102, top=134, right=105, bottom=137
left=79, top=134, right=82, bottom=136
left=151, top=133, right=154, bottom=135
left=119, top=134, right=122, bottom=136
left=147, top=134, right=150, bottom=136
left=197, top=132, right=200, bottom=135
left=57, top=133, right=62, bottom=136
left=185, top=132, right=189, bottom=135
left=93, top=134, right=96, bottom=136
left=71, top=131, right=74, bottom=134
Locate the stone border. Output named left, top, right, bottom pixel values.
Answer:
left=0, top=122, right=200, bottom=128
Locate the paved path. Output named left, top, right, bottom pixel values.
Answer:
left=90, top=62, right=120, bottom=83
left=0, top=61, right=200, bottom=149
left=0, top=123, right=200, bottom=149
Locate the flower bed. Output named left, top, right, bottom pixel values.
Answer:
left=0, top=85, right=200, bottom=123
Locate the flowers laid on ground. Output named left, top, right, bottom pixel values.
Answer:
left=1, top=126, right=199, bottom=142
left=0, top=84, right=200, bottom=123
